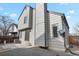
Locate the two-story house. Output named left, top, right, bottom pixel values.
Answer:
left=18, top=3, right=69, bottom=50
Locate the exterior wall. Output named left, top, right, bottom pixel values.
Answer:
left=48, top=12, right=65, bottom=50
left=29, top=9, right=35, bottom=46
left=18, top=6, right=33, bottom=30
left=45, top=11, right=50, bottom=47
left=18, top=3, right=69, bottom=50
left=19, top=29, right=31, bottom=45
left=18, top=6, right=33, bottom=45
left=20, top=31, right=25, bottom=44
left=35, top=3, right=47, bottom=47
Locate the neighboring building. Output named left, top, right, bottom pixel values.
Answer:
left=18, top=3, right=69, bottom=50
left=7, top=23, right=18, bottom=36
left=7, top=23, right=19, bottom=43
left=0, top=23, right=19, bottom=44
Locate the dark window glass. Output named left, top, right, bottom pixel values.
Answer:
left=24, top=17, right=27, bottom=23
left=25, top=31, right=29, bottom=41
left=53, top=26, right=58, bottom=37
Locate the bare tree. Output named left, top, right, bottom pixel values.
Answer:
left=74, top=23, right=79, bottom=32
left=0, top=15, right=15, bottom=36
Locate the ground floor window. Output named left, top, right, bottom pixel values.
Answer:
left=25, top=30, right=29, bottom=41
left=53, top=26, right=58, bottom=37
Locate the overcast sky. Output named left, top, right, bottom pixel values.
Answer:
left=0, top=3, right=79, bottom=33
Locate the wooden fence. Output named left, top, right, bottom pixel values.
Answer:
left=69, top=36, right=79, bottom=46
left=0, top=36, right=19, bottom=44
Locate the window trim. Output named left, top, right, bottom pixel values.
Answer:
left=52, top=24, right=58, bottom=38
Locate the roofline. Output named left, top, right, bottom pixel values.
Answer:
left=61, top=14, right=69, bottom=29
left=18, top=6, right=69, bottom=29
left=48, top=11, right=69, bottom=29
left=49, top=11, right=64, bottom=16
left=19, top=27, right=32, bottom=31
left=18, top=5, right=33, bottom=21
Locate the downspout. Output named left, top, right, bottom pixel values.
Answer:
left=62, top=16, right=79, bottom=55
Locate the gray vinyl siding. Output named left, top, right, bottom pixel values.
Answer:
left=29, top=9, right=36, bottom=46
left=18, top=7, right=33, bottom=30
left=18, top=3, right=69, bottom=50
left=48, top=12, right=65, bottom=50
left=35, top=3, right=47, bottom=47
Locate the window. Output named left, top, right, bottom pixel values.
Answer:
left=53, top=26, right=58, bottom=37
left=24, top=17, right=27, bottom=23
left=25, top=31, right=29, bottom=41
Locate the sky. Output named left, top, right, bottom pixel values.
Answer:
left=0, top=3, right=79, bottom=33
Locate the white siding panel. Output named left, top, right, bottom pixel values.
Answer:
left=48, top=13, right=65, bottom=50
left=29, top=9, right=36, bottom=46
left=18, top=7, right=33, bottom=30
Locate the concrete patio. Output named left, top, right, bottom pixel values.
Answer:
left=0, top=44, right=73, bottom=56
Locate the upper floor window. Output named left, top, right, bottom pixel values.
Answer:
left=24, top=17, right=27, bottom=23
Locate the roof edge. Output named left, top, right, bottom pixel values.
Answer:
left=18, top=5, right=33, bottom=21
left=49, top=11, right=64, bottom=16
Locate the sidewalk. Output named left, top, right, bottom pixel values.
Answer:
left=0, top=47, right=73, bottom=56
left=0, top=44, right=73, bottom=56
left=0, top=44, right=18, bottom=53
left=70, top=47, right=79, bottom=54
left=0, top=43, right=34, bottom=53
